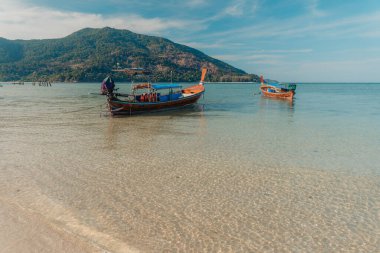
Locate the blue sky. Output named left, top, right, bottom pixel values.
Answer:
left=1, top=0, right=380, bottom=82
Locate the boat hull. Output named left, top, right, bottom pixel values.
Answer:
left=108, top=89, right=204, bottom=115
left=260, top=86, right=294, bottom=99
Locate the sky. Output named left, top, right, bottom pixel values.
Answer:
left=1, top=0, right=380, bottom=82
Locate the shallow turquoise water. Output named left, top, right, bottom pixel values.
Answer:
left=1, top=82, right=379, bottom=178
left=204, top=83, right=380, bottom=174
left=0, top=82, right=379, bottom=252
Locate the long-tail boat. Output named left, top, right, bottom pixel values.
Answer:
left=105, top=68, right=207, bottom=115
left=260, top=75, right=296, bottom=99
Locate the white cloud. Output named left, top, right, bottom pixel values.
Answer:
left=207, top=0, right=260, bottom=21
left=224, top=0, right=245, bottom=16
left=249, top=49, right=313, bottom=54
left=307, top=0, right=326, bottom=17
left=211, top=48, right=313, bottom=65
left=213, top=53, right=283, bottom=62
left=0, top=0, right=194, bottom=39
left=183, top=42, right=225, bottom=49
left=251, top=1, right=259, bottom=14
left=197, top=11, right=380, bottom=41
left=186, top=0, right=206, bottom=7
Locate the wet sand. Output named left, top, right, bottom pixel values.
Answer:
left=0, top=199, right=101, bottom=253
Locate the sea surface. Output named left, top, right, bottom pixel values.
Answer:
left=0, top=82, right=379, bottom=252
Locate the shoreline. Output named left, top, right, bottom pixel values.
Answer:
left=0, top=198, right=102, bottom=253
left=0, top=196, right=141, bottom=253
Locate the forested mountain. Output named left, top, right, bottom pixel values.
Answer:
left=0, top=27, right=259, bottom=82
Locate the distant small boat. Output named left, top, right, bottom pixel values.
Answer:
left=260, top=75, right=296, bottom=99
left=104, top=68, right=207, bottom=115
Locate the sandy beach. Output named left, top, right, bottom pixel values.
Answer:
left=0, top=198, right=100, bottom=253
left=0, top=163, right=378, bottom=252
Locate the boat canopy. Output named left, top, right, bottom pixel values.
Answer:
left=266, top=82, right=296, bottom=91
left=266, top=82, right=281, bottom=87
left=152, top=84, right=182, bottom=90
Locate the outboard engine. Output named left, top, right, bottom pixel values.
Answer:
left=101, top=75, right=115, bottom=95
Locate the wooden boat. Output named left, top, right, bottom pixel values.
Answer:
left=105, top=68, right=207, bottom=115
left=260, top=75, right=296, bottom=99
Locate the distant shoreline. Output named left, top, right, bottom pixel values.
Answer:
left=1, top=81, right=379, bottom=85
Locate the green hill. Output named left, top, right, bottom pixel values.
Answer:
left=0, top=27, right=259, bottom=82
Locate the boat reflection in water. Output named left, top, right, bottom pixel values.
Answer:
left=104, top=103, right=207, bottom=150
left=258, top=93, right=296, bottom=123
